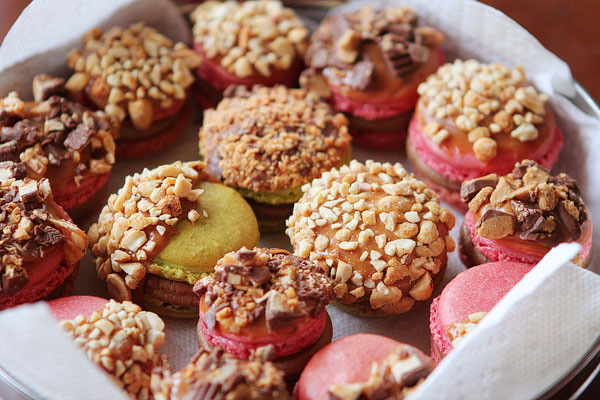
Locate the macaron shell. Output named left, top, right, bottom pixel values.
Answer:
left=47, top=295, right=108, bottom=321
left=53, top=172, right=109, bottom=210
left=295, top=333, right=402, bottom=400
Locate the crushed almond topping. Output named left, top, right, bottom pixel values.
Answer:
left=328, top=345, right=434, bottom=400
left=66, top=23, right=200, bottom=130
left=417, top=60, right=549, bottom=161
left=193, top=247, right=333, bottom=334
left=446, top=311, right=488, bottom=348
left=88, top=161, right=211, bottom=300
left=199, top=85, right=351, bottom=192
left=190, top=0, right=308, bottom=79
left=0, top=165, right=87, bottom=297
left=461, top=160, right=589, bottom=245
left=286, top=160, right=455, bottom=314
left=59, top=300, right=167, bottom=400
left=151, top=348, right=289, bottom=400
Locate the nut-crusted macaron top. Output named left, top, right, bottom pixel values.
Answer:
left=152, top=348, right=290, bottom=400
left=0, top=79, right=118, bottom=185
left=199, top=85, right=351, bottom=193
left=287, top=160, right=456, bottom=314
left=328, top=345, right=434, bottom=400
left=66, top=22, right=201, bottom=130
left=190, top=0, right=308, bottom=79
left=302, top=6, right=443, bottom=93
left=417, top=60, right=550, bottom=162
left=194, top=247, right=333, bottom=334
left=446, top=311, right=487, bottom=348
left=59, top=300, right=167, bottom=400
left=461, top=160, right=589, bottom=246
left=0, top=163, right=87, bottom=295
left=88, top=161, right=210, bottom=302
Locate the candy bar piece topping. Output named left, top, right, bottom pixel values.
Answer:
left=0, top=81, right=118, bottom=185
left=66, top=23, right=200, bottom=130
left=302, top=6, right=443, bottom=93
left=328, top=345, right=434, bottom=400
left=418, top=60, right=550, bottom=161
left=199, top=85, right=351, bottom=193
left=446, top=311, right=488, bottom=348
left=0, top=166, right=87, bottom=295
left=190, top=0, right=308, bottom=78
left=462, top=160, right=588, bottom=243
left=287, top=160, right=456, bottom=314
left=88, top=161, right=210, bottom=301
left=151, top=348, right=289, bottom=400
left=59, top=300, right=167, bottom=400
left=194, top=248, right=333, bottom=334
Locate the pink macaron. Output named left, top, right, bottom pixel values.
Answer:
left=47, top=295, right=109, bottom=321
left=430, top=261, right=532, bottom=362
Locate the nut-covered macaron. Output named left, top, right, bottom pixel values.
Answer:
left=0, top=163, right=87, bottom=310
left=66, top=23, right=201, bottom=159
left=193, top=247, right=334, bottom=378
left=57, top=299, right=167, bottom=399
left=190, top=0, right=309, bottom=108
left=459, top=160, right=592, bottom=268
left=152, top=348, right=290, bottom=400
left=0, top=76, right=119, bottom=215
left=88, top=161, right=259, bottom=318
left=287, top=160, right=456, bottom=317
left=407, top=59, right=563, bottom=209
left=199, top=85, right=352, bottom=232
left=301, top=6, right=444, bottom=149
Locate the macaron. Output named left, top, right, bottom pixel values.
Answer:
left=407, top=59, right=563, bottom=209
left=193, top=247, right=334, bottom=379
left=295, top=333, right=434, bottom=400
left=189, top=0, right=309, bottom=109
left=199, top=85, right=351, bottom=232
left=152, top=348, right=290, bottom=399
left=429, top=261, right=532, bottom=362
left=57, top=299, right=167, bottom=399
left=459, top=160, right=593, bottom=268
left=301, top=6, right=444, bottom=149
left=65, top=23, right=201, bottom=159
left=0, top=164, right=87, bottom=311
left=0, top=76, right=119, bottom=216
left=287, top=160, right=456, bottom=317
left=47, top=295, right=108, bottom=321
left=88, top=161, right=259, bottom=318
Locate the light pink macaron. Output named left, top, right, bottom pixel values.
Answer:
left=48, top=295, right=109, bottom=321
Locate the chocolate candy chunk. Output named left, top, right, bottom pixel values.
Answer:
left=558, top=200, right=582, bottom=240
left=349, top=60, right=374, bottom=91
left=43, top=142, right=68, bottom=165
left=63, top=124, right=95, bottom=150
left=0, top=141, right=19, bottom=162
left=265, top=291, right=303, bottom=332
left=475, top=209, right=515, bottom=240
left=1, top=265, right=29, bottom=295
left=34, top=225, right=64, bottom=247
left=0, top=161, right=27, bottom=180
left=511, top=200, right=544, bottom=231
left=32, top=74, right=67, bottom=102
left=460, top=174, right=499, bottom=203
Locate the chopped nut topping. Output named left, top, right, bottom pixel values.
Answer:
left=328, top=345, right=434, bottom=400
left=59, top=300, right=167, bottom=400
left=151, top=348, right=289, bottom=400
left=190, top=0, right=308, bottom=79
left=446, top=311, right=488, bottom=348
left=194, top=248, right=333, bottom=334
left=66, top=23, right=200, bottom=129
left=199, top=85, right=351, bottom=193
left=417, top=60, right=549, bottom=161
left=287, top=160, right=455, bottom=314
left=89, top=162, right=210, bottom=300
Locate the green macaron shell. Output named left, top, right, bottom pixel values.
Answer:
left=148, top=181, right=259, bottom=282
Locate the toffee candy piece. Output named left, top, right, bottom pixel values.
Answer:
left=407, top=59, right=563, bottom=210
left=459, top=160, right=593, bottom=268
left=65, top=23, right=201, bottom=159
left=429, top=262, right=531, bottom=362
left=193, top=247, right=334, bottom=379
left=152, top=348, right=290, bottom=400
left=189, top=0, right=309, bottom=109
left=295, top=334, right=434, bottom=400
left=0, top=166, right=87, bottom=310
left=58, top=299, right=168, bottom=400
left=0, top=79, right=119, bottom=214
left=287, top=160, right=456, bottom=317
left=199, top=85, right=351, bottom=233
left=301, top=6, right=444, bottom=149
left=88, top=161, right=259, bottom=318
